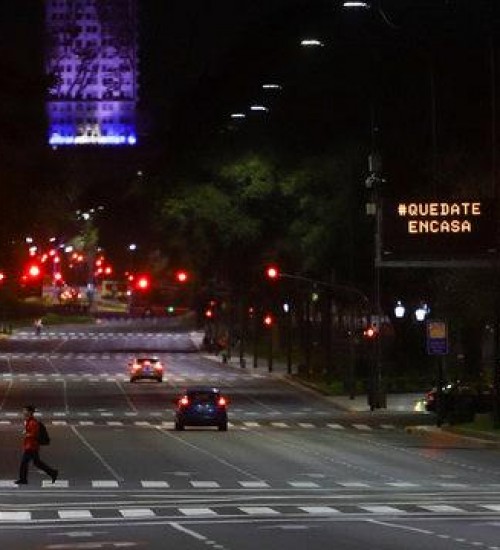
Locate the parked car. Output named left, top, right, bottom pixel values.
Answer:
left=424, top=381, right=493, bottom=420
left=174, top=386, right=228, bottom=431
left=128, top=356, right=164, bottom=383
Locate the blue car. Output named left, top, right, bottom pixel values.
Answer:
left=174, top=386, right=228, bottom=431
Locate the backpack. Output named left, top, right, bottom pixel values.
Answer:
left=37, top=421, right=50, bottom=446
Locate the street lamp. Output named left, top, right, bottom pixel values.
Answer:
left=300, top=39, right=324, bottom=48
left=394, top=300, right=405, bottom=319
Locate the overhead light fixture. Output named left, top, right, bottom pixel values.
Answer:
left=300, top=39, right=324, bottom=47
left=343, top=1, right=370, bottom=8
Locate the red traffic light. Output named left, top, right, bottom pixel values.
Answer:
left=0, top=272, right=5, bottom=283
left=263, top=314, right=274, bottom=326
left=265, top=266, right=279, bottom=279
left=28, top=264, right=41, bottom=278
left=205, top=309, right=214, bottom=319
left=135, top=275, right=150, bottom=290
left=175, top=270, right=188, bottom=283
left=363, top=326, right=378, bottom=339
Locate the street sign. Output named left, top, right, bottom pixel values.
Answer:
left=426, top=320, right=448, bottom=355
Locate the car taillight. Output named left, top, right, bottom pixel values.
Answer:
left=179, top=396, right=189, bottom=406
left=132, top=364, right=141, bottom=371
left=154, top=364, right=163, bottom=370
left=217, top=397, right=227, bottom=407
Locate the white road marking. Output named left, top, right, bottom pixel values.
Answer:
left=419, top=505, right=466, bottom=513
left=141, top=481, right=169, bottom=488
left=238, top=481, right=269, bottom=488
left=92, top=480, right=119, bottom=488
left=239, top=507, right=280, bottom=515
left=300, top=507, right=341, bottom=514
left=58, top=510, right=93, bottom=519
left=0, top=512, right=31, bottom=521
left=289, top=482, right=319, bottom=488
left=178, top=508, right=218, bottom=516
left=361, top=506, right=407, bottom=514
left=119, top=508, right=155, bottom=518
left=190, top=481, right=220, bottom=488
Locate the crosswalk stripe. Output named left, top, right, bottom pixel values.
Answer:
left=481, top=505, right=500, bottom=512
left=271, top=422, right=289, bottom=428
left=327, top=423, right=345, bottom=430
left=289, top=482, right=320, bottom=488
left=360, top=506, right=407, bottom=514
left=387, top=482, right=420, bottom=488
left=190, top=481, right=220, bottom=488
left=179, top=508, right=217, bottom=516
left=339, top=482, right=370, bottom=488
left=243, top=422, right=260, bottom=427
left=42, top=480, right=68, bottom=488
left=58, top=510, right=93, bottom=519
left=120, top=508, right=155, bottom=518
left=92, top=480, right=119, bottom=488
left=239, top=507, right=280, bottom=515
left=0, top=512, right=31, bottom=521
left=353, top=424, right=372, bottom=431
left=299, top=507, right=341, bottom=514
left=298, top=423, right=315, bottom=428
left=141, top=481, right=170, bottom=488
left=419, top=505, right=466, bottom=513
left=381, top=424, right=396, bottom=430
left=238, top=481, right=269, bottom=488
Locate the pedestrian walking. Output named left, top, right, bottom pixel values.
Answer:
left=15, top=405, right=58, bottom=485
left=34, top=318, right=43, bottom=336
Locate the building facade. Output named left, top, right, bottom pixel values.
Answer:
left=45, top=0, right=138, bottom=146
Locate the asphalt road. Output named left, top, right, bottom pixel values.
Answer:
left=0, top=319, right=499, bottom=550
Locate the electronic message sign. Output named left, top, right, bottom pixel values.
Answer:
left=382, top=199, right=497, bottom=258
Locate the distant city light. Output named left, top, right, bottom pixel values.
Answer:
left=343, top=1, right=370, bottom=8
left=262, top=84, right=282, bottom=90
left=250, top=105, right=269, bottom=112
left=230, top=113, right=246, bottom=119
left=300, top=39, right=324, bottom=47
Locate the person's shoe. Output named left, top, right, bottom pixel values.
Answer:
left=51, top=470, right=58, bottom=484
left=14, top=479, right=27, bottom=485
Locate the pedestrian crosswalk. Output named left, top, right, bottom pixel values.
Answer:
left=12, top=331, right=188, bottom=340
left=0, top=501, right=499, bottom=523
left=0, top=477, right=499, bottom=491
left=0, top=416, right=397, bottom=430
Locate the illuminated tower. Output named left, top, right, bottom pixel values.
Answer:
left=45, top=0, right=138, bottom=146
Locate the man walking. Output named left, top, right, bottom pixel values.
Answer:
left=15, top=405, right=58, bottom=485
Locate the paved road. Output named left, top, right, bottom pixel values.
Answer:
left=0, top=320, right=499, bottom=550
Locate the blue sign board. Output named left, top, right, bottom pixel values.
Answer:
left=426, top=320, right=448, bottom=355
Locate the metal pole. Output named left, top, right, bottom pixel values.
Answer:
left=267, top=324, right=273, bottom=373
left=436, top=355, right=445, bottom=427
left=286, top=309, right=292, bottom=375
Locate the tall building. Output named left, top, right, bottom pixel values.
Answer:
left=45, top=0, right=138, bottom=146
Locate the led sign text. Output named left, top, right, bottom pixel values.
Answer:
left=397, top=202, right=482, bottom=235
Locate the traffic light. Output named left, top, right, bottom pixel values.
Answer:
left=205, top=309, right=214, bottom=319
left=27, top=264, right=42, bottom=278
left=265, top=266, right=279, bottom=280
left=263, top=314, right=274, bottom=327
left=175, top=270, right=189, bottom=283
left=166, top=305, right=175, bottom=315
left=0, top=272, right=5, bottom=284
left=363, top=325, right=378, bottom=339
left=135, top=275, right=150, bottom=290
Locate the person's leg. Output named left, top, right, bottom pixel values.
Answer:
left=17, top=451, right=33, bottom=483
left=33, top=452, right=58, bottom=482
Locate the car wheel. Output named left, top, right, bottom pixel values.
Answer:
left=218, top=422, right=228, bottom=431
left=175, top=421, right=185, bottom=431
left=157, top=377, right=162, bottom=383
left=130, top=378, right=136, bottom=383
